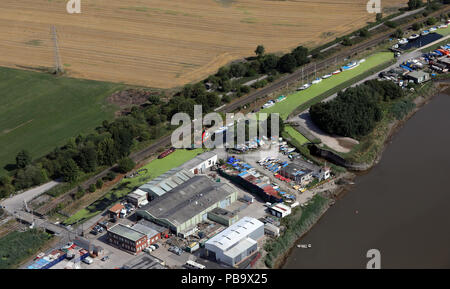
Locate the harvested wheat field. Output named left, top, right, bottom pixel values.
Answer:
left=0, top=0, right=407, bottom=88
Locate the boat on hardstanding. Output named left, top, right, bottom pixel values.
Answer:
left=341, top=61, right=359, bottom=71
left=398, top=38, right=409, bottom=45
left=297, top=83, right=311, bottom=91
left=332, top=69, right=342, bottom=75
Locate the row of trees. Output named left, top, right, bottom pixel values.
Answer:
left=0, top=100, right=167, bottom=197
left=205, top=44, right=309, bottom=90
left=310, top=80, right=404, bottom=138
left=1, top=44, right=311, bottom=197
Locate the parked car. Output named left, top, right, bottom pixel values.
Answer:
left=101, top=256, right=109, bottom=262
left=169, top=246, right=183, bottom=255
left=98, top=221, right=109, bottom=229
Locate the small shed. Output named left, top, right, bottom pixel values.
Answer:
left=406, top=70, right=430, bottom=84
left=108, top=203, right=125, bottom=219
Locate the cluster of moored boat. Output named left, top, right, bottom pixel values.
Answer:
left=296, top=60, right=364, bottom=91
left=394, top=23, right=448, bottom=48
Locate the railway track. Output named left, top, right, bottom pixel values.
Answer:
left=43, top=6, right=450, bottom=217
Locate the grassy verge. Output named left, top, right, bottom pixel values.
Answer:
left=281, top=129, right=347, bottom=175
left=0, top=229, right=52, bottom=269
left=260, top=52, right=394, bottom=120
left=0, top=67, right=124, bottom=174
left=283, top=125, right=310, bottom=145
left=62, top=148, right=207, bottom=225
left=264, top=194, right=329, bottom=268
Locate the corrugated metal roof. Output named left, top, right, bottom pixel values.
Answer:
left=223, top=238, right=256, bottom=259
left=108, top=224, right=145, bottom=242
left=205, top=217, right=263, bottom=251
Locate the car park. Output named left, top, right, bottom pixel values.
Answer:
left=169, top=246, right=183, bottom=255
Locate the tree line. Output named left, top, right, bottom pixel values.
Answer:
left=310, top=80, right=404, bottom=138
left=0, top=43, right=311, bottom=198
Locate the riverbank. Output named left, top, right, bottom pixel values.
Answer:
left=311, top=80, right=441, bottom=171
left=260, top=80, right=445, bottom=269
left=282, top=90, right=450, bottom=268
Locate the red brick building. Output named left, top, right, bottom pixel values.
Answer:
left=107, top=224, right=148, bottom=254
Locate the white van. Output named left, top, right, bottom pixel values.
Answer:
left=82, top=257, right=93, bottom=265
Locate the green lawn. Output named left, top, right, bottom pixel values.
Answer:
left=436, top=25, right=450, bottom=36
left=283, top=125, right=309, bottom=145
left=0, top=67, right=124, bottom=173
left=63, top=148, right=207, bottom=225
left=260, top=52, right=394, bottom=120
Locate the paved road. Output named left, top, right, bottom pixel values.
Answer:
left=1, top=180, right=60, bottom=214
left=16, top=6, right=450, bottom=218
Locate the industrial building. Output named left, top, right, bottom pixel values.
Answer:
left=207, top=207, right=238, bottom=226
left=315, top=166, right=331, bottom=181
left=108, top=203, right=125, bottom=219
left=132, top=223, right=161, bottom=245
left=127, top=189, right=148, bottom=207
left=406, top=70, right=430, bottom=84
left=280, top=163, right=313, bottom=186
left=218, top=165, right=283, bottom=203
left=107, top=224, right=148, bottom=254
left=136, top=152, right=218, bottom=200
left=136, top=175, right=238, bottom=236
left=138, top=168, right=194, bottom=199
left=268, top=203, right=292, bottom=218
left=205, top=217, right=264, bottom=266
left=180, top=151, right=218, bottom=174
left=264, top=223, right=280, bottom=237
left=136, top=219, right=170, bottom=238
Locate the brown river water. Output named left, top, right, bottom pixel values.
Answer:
left=283, top=92, right=450, bottom=269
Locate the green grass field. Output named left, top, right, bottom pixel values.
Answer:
left=260, top=52, right=394, bottom=120
left=0, top=229, right=52, bottom=269
left=63, top=148, right=207, bottom=225
left=283, top=125, right=309, bottom=145
left=435, top=25, right=450, bottom=36
left=0, top=67, right=124, bottom=173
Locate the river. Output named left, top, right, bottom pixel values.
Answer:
left=283, top=92, right=450, bottom=269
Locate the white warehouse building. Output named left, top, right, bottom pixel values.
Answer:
left=205, top=217, right=264, bottom=266
left=180, top=151, right=217, bottom=174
